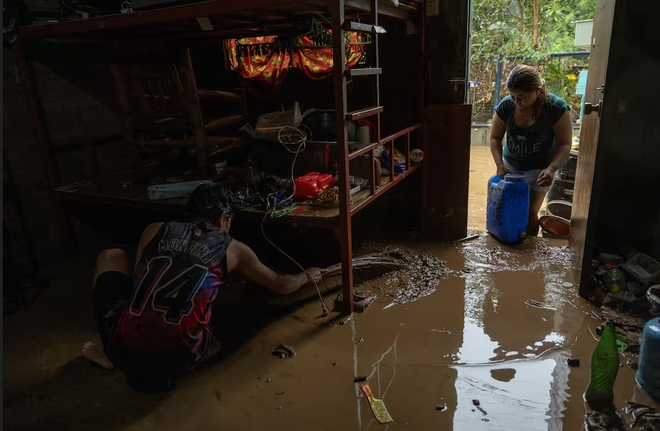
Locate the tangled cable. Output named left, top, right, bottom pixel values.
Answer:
left=260, top=125, right=330, bottom=316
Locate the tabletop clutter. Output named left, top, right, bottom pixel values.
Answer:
left=145, top=102, right=425, bottom=216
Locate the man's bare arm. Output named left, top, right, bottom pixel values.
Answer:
left=227, top=240, right=321, bottom=295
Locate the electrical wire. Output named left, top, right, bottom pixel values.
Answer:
left=259, top=125, right=330, bottom=316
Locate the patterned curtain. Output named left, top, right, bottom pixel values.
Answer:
left=227, top=32, right=366, bottom=84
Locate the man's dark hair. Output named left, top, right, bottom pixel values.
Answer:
left=185, top=183, right=234, bottom=224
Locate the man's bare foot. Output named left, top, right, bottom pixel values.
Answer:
left=82, top=340, right=114, bottom=370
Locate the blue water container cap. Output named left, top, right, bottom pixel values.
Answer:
left=504, top=173, right=525, bottom=182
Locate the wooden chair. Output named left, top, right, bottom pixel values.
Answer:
left=111, top=47, right=246, bottom=182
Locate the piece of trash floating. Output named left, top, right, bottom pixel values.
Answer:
left=453, top=234, right=480, bottom=245
left=355, top=296, right=377, bottom=313
left=354, top=376, right=368, bottom=383
left=472, top=399, right=487, bottom=415
left=525, top=299, right=557, bottom=311
left=435, top=404, right=447, bottom=411
left=562, top=281, right=573, bottom=287
left=383, top=302, right=397, bottom=310
left=272, top=343, right=296, bottom=359
left=355, top=337, right=365, bottom=345
left=429, top=329, right=452, bottom=334
left=360, top=383, right=393, bottom=424
left=567, top=358, right=581, bottom=367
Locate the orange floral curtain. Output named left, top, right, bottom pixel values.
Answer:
left=227, top=33, right=366, bottom=84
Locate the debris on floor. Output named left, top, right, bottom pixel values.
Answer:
left=626, top=402, right=660, bottom=429
left=567, top=358, right=581, bottom=367
left=435, top=404, right=447, bottom=411
left=360, top=383, right=394, bottom=424
left=272, top=343, right=296, bottom=359
left=525, top=299, right=558, bottom=311
left=585, top=411, right=625, bottom=431
left=472, top=399, right=488, bottom=415
left=353, top=376, right=368, bottom=383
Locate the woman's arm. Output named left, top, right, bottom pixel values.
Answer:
left=490, top=112, right=511, bottom=178
left=537, top=111, right=573, bottom=187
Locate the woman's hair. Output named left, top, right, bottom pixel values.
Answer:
left=185, top=183, right=234, bottom=224
left=506, top=65, right=547, bottom=119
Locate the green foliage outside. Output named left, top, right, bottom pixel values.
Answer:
left=470, top=0, right=596, bottom=123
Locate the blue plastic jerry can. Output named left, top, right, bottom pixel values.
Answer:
left=486, top=173, right=530, bottom=244
left=637, top=318, right=660, bottom=402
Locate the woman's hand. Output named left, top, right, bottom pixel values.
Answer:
left=496, top=164, right=512, bottom=179
left=537, top=167, right=556, bottom=187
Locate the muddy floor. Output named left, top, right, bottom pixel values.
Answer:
left=4, top=235, right=659, bottom=431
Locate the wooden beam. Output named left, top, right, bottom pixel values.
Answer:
left=346, top=106, right=383, bottom=121
left=345, top=67, right=381, bottom=77
left=328, top=0, right=354, bottom=314
left=204, top=115, right=245, bottom=132
left=197, top=89, right=242, bottom=102
left=19, top=0, right=304, bottom=38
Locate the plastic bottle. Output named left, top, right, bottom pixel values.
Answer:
left=584, top=321, right=620, bottom=407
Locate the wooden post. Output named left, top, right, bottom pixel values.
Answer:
left=111, top=63, right=146, bottom=184
left=328, top=0, right=354, bottom=314
left=178, top=48, right=209, bottom=178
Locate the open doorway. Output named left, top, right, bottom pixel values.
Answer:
left=467, top=0, right=596, bottom=233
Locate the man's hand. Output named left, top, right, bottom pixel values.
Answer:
left=305, top=268, right=322, bottom=284
left=537, top=166, right=556, bottom=187
left=496, top=164, right=512, bottom=179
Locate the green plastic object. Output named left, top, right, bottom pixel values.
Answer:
left=585, top=322, right=620, bottom=407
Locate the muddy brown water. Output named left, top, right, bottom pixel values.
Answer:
left=3, top=235, right=659, bottom=431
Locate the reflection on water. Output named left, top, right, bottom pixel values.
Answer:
left=453, top=358, right=569, bottom=431
left=453, top=235, right=576, bottom=429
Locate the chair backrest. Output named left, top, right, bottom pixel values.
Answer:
left=113, top=57, right=190, bottom=130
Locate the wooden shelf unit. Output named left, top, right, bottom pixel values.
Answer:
left=17, top=0, right=425, bottom=313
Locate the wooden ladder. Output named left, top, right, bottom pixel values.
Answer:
left=330, top=0, right=386, bottom=313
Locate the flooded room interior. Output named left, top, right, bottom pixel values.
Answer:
left=3, top=0, right=660, bottom=430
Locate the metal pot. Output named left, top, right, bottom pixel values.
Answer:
left=301, top=109, right=357, bottom=142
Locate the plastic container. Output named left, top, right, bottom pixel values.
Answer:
left=294, top=172, right=334, bottom=198
left=487, top=173, right=530, bottom=244
left=411, top=149, right=425, bottom=163
left=147, top=180, right=212, bottom=200
left=606, top=268, right=626, bottom=292
left=622, top=253, right=660, bottom=286
left=636, top=317, right=660, bottom=402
